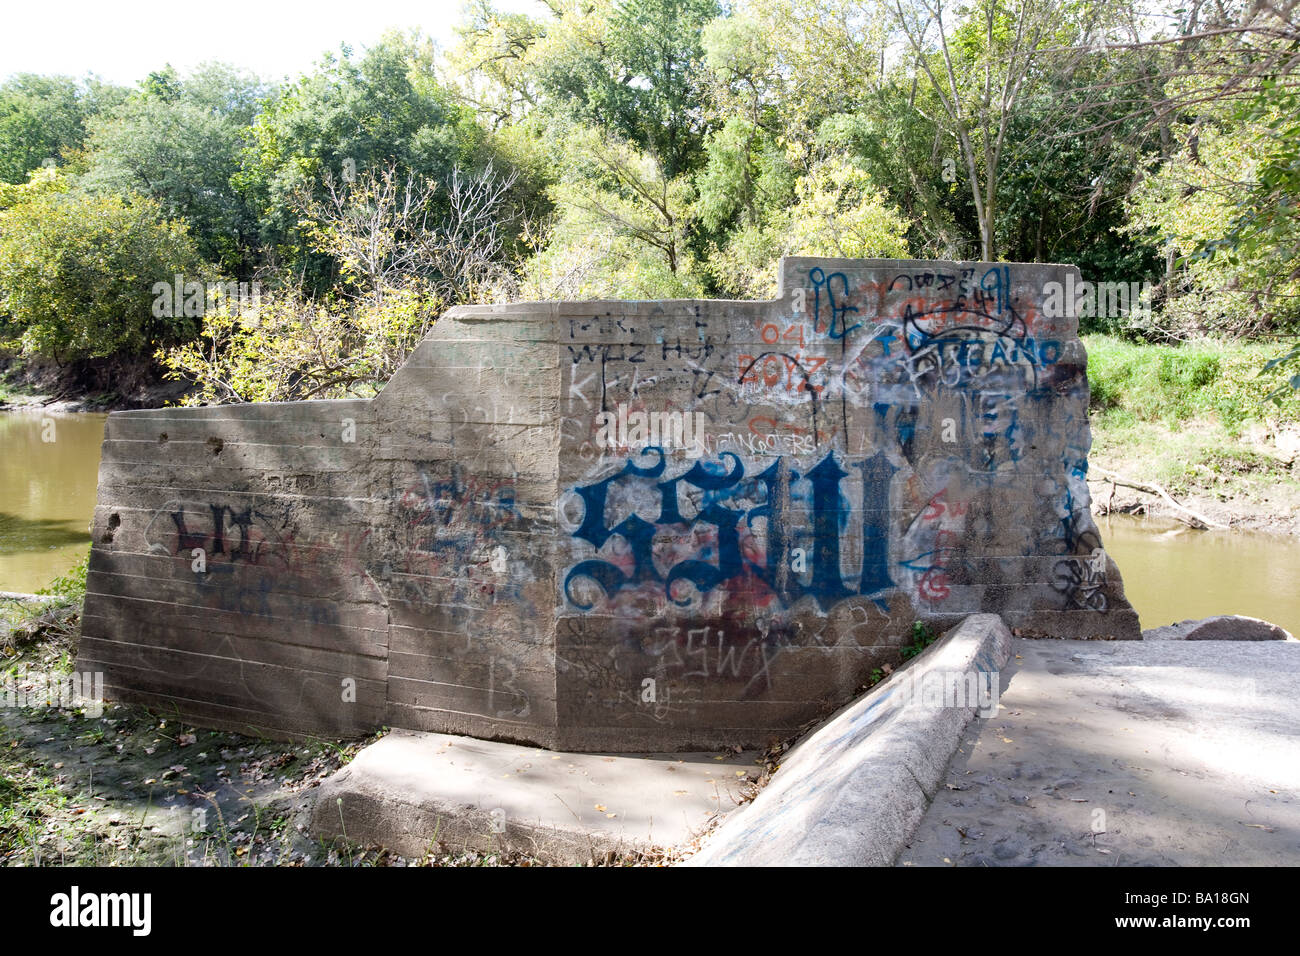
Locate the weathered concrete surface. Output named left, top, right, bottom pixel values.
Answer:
left=898, top=638, right=1300, bottom=866
left=77, top=399, right=389, bottom=738
left=78, top=257, right=1138, bottom=749
left=685, top=613, right=1013, bottom=866
left=310, top=729, right=753, bottom=863
left=1143, top=614, right=1295, bottom=642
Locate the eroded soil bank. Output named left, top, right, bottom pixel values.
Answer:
left=1088, top=417, right=1300, bottom=535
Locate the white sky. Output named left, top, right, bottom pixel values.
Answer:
left=0, top=0, right=552, bottom=86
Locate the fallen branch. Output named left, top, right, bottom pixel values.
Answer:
left=1087, top=465, right=1229, bottom=530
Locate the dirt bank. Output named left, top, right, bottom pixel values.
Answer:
left=0, top=354, right=189, bottom=413
left=1088, top=417, right=1300, bottom=536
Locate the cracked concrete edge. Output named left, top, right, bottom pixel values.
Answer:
left=682, top=613, right=1014, bottom=867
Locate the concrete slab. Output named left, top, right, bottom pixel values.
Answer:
left=684, top=614, right=1013, bottom=866
left=310, top=730, right=755, bottom=863
left=898, top=638, right=1300, bottom=866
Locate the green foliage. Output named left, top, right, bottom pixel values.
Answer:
left=83, top=63, right=271, bottom=274
left=520, top=124, right=704, bottom=299
left=1085, top=334, right=1300, bottom=429
left=0, top=73, right=128, bottom=184
left=992, top=79, right=1162, bottom=303
left=1195, top=84, right=1300, bottom=318
left=711, top=156, right=911, bottom=298
left=36, top=548, right=89, bottom=600
left=1124, top=106, right=1300, bottom=339
left=158, top=283, right=433, bottom=404
left=532, top=0, right=720, bottom=180
left=0, top=1, right=1296, bottom=390
left=237, top=33, right=488, bottom=287
left=0, top=173, right=203, bottom=360
left=1260, top=343, right=1300, bottom=406
left=900, top=621, right=939, bottom=660
left=155, top=156, right=513, bottom=403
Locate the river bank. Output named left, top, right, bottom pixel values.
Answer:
left=0, top=587, right=688, bottom=867
left=1084, top=335, right=1300, bottom=536
left=1088, top=416, right=1300, bottom=534
left=0, top=353, right=189, bottom=413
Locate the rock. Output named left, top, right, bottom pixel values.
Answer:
left=992, top=840, right=1022, bottom=860
left=1142, top=614, right=1294, bottom=642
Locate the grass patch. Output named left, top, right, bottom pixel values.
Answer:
left=36, top=548, right=89, bottom=599
left=1088, top=414, right=1299, bottom=502
left=1085, top=334, right=1300, bottom=432
left=1084, top=336, right=1300, bottom=512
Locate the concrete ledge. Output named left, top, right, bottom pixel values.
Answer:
left=684, top=613, right=1013, bottom=866
left=1143, top=614, right=1295, bottom=642
left=310, top=730, right=753, bottom=863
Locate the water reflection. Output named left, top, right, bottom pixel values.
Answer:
left=0, top=411, right=106, bottom=592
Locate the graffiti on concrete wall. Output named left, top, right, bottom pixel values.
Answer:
left=561, top=263, right=1102, bottom=630
left=562, top=448, right=897, bottom=614
left=83, top=256, right=1136, bottom=750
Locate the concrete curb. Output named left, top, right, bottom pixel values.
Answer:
left=683, top=613, right=1014, bottom=866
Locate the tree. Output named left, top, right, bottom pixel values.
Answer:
left=1089, top=0, right=1300, bottom=374
left=445, top=0, right=549, bottom=127
left=294, top=160, right=522, bottom=305
left=0, top=172, right=202, bottom=360
left=0, top=73, right=128, bottom=184
left=695, top=12, right=795, bottom=236
left=161, top=159, right=522, bottom=403
left=888, top=0, right=1108, bottom=261
left=712, top=155, right=912, bottom=298
left=521, top=124, right=703, bottom=299
left=83, top=62, right=272, bottom=275
left=237, top=31, right=489, bottom=289
left=530, top=0, right=720, bottom=179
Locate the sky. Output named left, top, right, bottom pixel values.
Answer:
left=0, top=0, right=551, bottom=86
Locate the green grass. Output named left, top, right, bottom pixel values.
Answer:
left=1085, top=334, right=1300, bottom=432
left=36, top=548, right=89, bottom=599
left=1083, top=335, right=1300, bottom=503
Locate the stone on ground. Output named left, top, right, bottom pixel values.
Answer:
left=1143, top=614, right=1294, bottom=642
